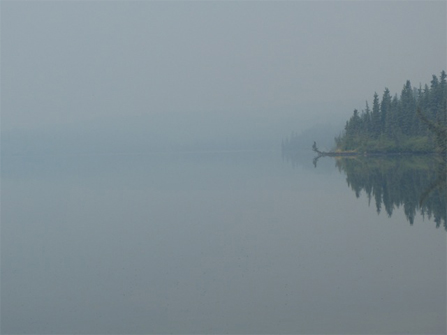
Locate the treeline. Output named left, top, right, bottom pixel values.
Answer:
left=335, top=71, right=447, bottom=153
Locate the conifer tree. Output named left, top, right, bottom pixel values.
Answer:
left=400, top=80, right=416, bottom=135
left=334, top=72, right=446, bottom=153
left=371, top=92, right=381, bottom=137
left=381, top=88, right=392, bottom=133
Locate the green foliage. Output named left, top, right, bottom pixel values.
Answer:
left=336, top=71, right=447, bottom=154
left=417, top=105, right=447, bottom=155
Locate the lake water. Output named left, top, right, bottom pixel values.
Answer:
left=1, top=151, right=445, bottom=334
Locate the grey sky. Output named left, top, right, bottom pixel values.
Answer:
left=1, top=1, right=446, bottom=150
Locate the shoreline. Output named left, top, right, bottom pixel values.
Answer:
left=315, top=150, right=442, bottom=157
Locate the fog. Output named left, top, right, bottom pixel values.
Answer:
left=2, top=3, right=447, bottom=333
left=1, top=1, right=446, bottom=151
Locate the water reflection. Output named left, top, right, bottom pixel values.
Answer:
left=336, top=155, right=446, bottom=229
left=283, top=151, right=446, bottom=230
left=3, top=151, right=446, bottom=333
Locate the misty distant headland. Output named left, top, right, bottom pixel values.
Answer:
left=283, top=71, right=447, bottom=156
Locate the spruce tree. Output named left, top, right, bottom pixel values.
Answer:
left=381, top=88, right=392, bottom=134
left=333, top=72, right=445, bottom=153
left=371, top=92, right=381, bottom=137
left=400, top=80, right=416, bottom=135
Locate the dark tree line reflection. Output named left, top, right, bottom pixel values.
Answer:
left=333, top=155, right=446, bottom=230
left=283, top=150, right=447, bottom=229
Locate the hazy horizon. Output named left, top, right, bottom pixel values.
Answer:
left=2, top=3, right=446, bottom=332
left=2, top=1, right=446, bottom=153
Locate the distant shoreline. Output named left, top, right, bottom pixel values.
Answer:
left=314, top=150, right=442, bottom=157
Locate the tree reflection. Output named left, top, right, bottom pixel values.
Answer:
left=334, top=155, right=446, bottom=230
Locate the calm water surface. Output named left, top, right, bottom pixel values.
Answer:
left=1, top=151, right=445, bottom=334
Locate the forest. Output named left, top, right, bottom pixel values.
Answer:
left=334, top=71, right=447, bottom=154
